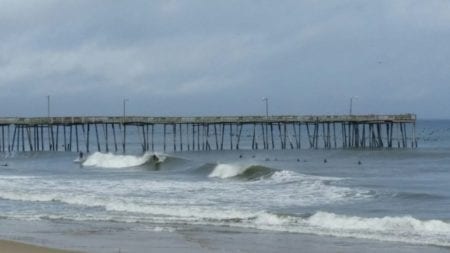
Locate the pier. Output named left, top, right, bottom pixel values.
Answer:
left=0, top=114, right=417, bottom=153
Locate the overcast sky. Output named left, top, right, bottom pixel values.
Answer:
left=1, top=0, right=449, bottom=118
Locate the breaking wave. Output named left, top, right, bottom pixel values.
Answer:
left=2, top=186, right=449, bottom=248
left=206, top=163, right=342, bottom=185
left=2, top=175, right=444, bottom=246
left=81, top=152, right=167, bottom=168
left=244, top=211, right=450, bottom=247
left=208, top=163, right=275, bottom=180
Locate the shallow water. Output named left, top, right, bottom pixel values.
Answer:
left=1, top=120, right=450, bottom=252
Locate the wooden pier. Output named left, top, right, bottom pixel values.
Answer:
left=0, top=114, right=417, bottom=153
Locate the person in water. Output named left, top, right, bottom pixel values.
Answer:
left=79, top=151, right=84, bottom=160
left=151, top=154, right=159, bottom=163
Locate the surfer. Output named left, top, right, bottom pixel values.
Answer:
left=151, top=154, right=160, bottom=163
left=73, top=152, right=85, bottom=164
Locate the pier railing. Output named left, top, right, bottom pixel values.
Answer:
left=0, top=114, right=417, bottom=153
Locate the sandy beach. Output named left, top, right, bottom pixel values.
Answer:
left=0, top=240, right=77, bottom=253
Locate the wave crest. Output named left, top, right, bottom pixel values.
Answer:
left=208, top=163, right=274, bottom=180
left=82, top=152, right=166, bottom=168
left=240, top=211, right=450, bottom=247
left=307, top=211, right=450, bottom=234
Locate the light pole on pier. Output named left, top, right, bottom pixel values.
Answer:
left=262, top=97, right=269, bottom=149
left=123, top=98, right=129, bottom=123
left=46, top=95, right=51, bottom=150
left=262, top=97, right=269, bottom=118
left=349, top=96, right=358, bottom=115
left=122, top=98, right=129, bottom=153
left=47, top=95, right=50, bottom=118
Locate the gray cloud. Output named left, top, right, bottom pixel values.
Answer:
left=0, top=0, right=449, bottom=118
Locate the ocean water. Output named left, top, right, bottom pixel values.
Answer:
left=1, top=120, right=450, bottom=252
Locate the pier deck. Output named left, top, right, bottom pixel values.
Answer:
left=0, top=114, right=417, bottom=153
left=0, top=114, right=415, bottom=125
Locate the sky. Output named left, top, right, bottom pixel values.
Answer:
left=1, top=0, right=450, bottom=118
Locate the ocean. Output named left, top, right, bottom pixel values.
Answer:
left=1, top=120, right=450, bottom=253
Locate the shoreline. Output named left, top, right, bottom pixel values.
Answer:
left=0, top=239, right=79, bottom=253
left=3, top=224, right=450, bottom=253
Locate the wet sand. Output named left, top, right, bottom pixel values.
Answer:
left=0, top=240, right=78, bottom=253
left=2, top=222, right=450, bottom=253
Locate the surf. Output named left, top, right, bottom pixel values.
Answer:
left=231, top=211, right=450, bottom=247
left=299, top=211, right=450, bottom=247
left=208, top=163, right=275, bottom=180
left=81, top=152, right=167, bottom=168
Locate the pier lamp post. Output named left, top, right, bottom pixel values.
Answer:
left=262, top=97, right=269, bottom=149
left=46, top=95, right=52, bottom=150
left=262, top=97, right=269, bottom=118
left=123, top=98, right=129, bottom=123
left=47, top=95, right=50, bottom=118
left=349, top=96, right=358, bottom=115
left=122, top=98, right=129, bottom=153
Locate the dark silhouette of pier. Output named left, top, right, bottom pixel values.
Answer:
left=0, top=114, right=417, bottom=153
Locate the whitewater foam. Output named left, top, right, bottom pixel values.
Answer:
left=2, top=173, right=447, bottom=246
left=0, top=167, right=368, bottom=217
left=82, top=152, right=165, bottom=168
left=305, top=212, right=450, bottom=246
left=208, top=163, right=252, bottom=178
left=307, top=212, right=450, bottom=234
left=222, top=211, right=450, bottom=247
